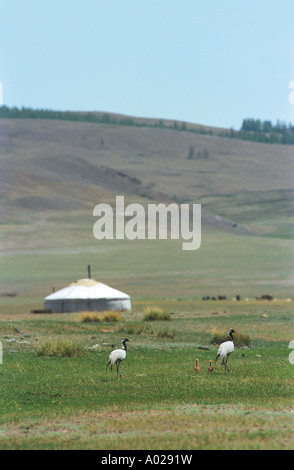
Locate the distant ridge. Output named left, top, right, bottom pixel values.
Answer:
left=1, top=105, right=293, bottom=145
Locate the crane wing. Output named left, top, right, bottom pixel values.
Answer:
left=108, top=348, right=126, bottom=364
left=217, top=340, right=234, bottom=359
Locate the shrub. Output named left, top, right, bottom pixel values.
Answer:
left=157, top=328, right=176, bottom=339
left=211, top=329, right=251, bottom=348
left=80, top=311, right=122, bottom=323
left=103, top=311, right=122, bottom=323
left=143, top=307, right=171, bottom=322
left=80, top=312, right=102, bottom=323
left=37, top=339, right=85, bottom=357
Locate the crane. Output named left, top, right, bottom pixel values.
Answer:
left=106, top=338, right=130, bottom=379
left=215, top=329, right=236, bottom=374
left=194, top=358, right=200, bottom=373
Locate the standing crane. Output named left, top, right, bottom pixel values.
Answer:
left=215, top=329, right=236, bottom=374
left=106, top=338, right=130, bottom=379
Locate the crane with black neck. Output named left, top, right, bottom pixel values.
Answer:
left=106, top=338, right=130, bottom=379
left=215, top=329, right=236, bottom=374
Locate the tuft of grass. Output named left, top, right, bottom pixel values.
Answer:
left=118, top=322, right=154, bottom=336
left=102, top=311, right=122, bottom=322
left=211, top=329, right=251, bottom=348
left=80, top=311, right=122, bottom=323
left=37, top=339, right=85, bottom=357
left=80, top=312, right=102, bottom=323
left=157, top=328, right=176, bottom=339
left=143, top=306, right=171, bottom=322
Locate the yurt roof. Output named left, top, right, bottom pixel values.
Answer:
left=44, top=279, right=130, bottom=301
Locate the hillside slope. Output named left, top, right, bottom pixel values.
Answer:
left=0, top=116, right=293, bottom=255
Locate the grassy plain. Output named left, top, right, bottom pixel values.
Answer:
left=1, top=229, right=293, bottom=303
left=0, top=298, right=293, bottom=450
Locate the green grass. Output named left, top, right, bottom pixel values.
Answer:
left=0, top=299, right=293, bottom=449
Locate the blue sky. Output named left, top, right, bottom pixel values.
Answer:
left=0, top=0, right=293, bottom=129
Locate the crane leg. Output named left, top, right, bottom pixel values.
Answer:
left=221, top=357, right=227, bottom=374
left=226, top=357, right=230, bottom=372
left=116, top=361, right=122, bottom=379
left=224, top=357, right=230, bottom=374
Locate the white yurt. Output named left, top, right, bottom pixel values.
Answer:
left=44, top=278, right=131, bottom=313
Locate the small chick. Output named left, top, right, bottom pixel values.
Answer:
left=194, top=358, right=200, bottom=373
left=208, top=360, right=213, bottom=373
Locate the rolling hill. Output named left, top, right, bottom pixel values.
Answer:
left=1, top=115, right=293, bottom=223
